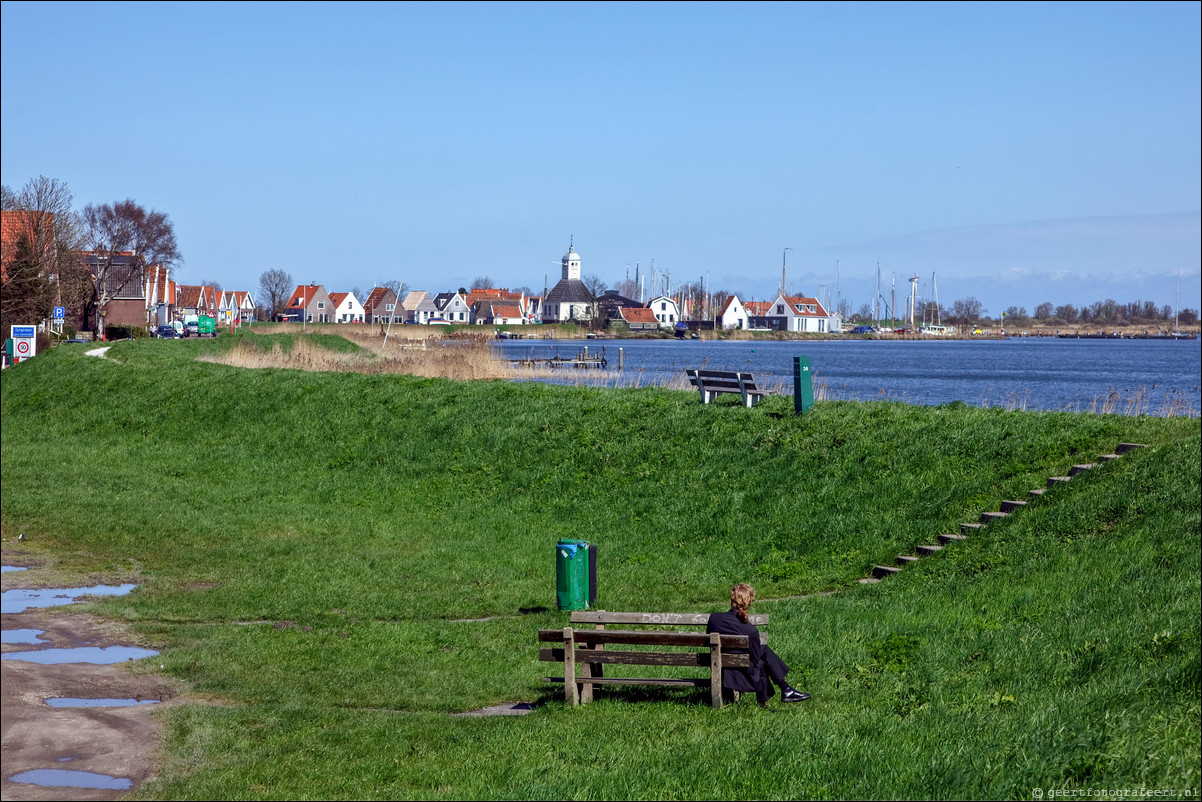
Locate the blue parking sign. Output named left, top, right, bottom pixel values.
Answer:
left=53, top=306, right=65, bottom=319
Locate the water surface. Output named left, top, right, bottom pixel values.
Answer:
left=497, top=338, right=1200, bottom=414
left=9, top=769, right=132, bottom=790
left=1, top=584, right=136, bottom=614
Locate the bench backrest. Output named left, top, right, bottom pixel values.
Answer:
left=539, top=629, right=750, bottom=649
left=570, top=610, right=768, bottom=628
left=686, top=370, right=761, bottom=391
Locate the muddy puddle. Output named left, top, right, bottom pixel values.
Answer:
left=2, top=583, right=137, bottom=614
left=2, top=627, right=46, bottom=645
left=45, top=698, right=161, bottom=708
left=3, top=645, right=159, bottom=664
left=9, top=768, right=133, bottom=791
left=3, top=560, right=169, bottom=801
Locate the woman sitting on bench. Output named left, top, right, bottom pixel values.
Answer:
left=706, top=583, right=810, bottom=707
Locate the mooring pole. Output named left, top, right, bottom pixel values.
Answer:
left=794, top=356, right=813, bottom=414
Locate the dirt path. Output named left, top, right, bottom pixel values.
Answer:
left=1, top=556, right=178, bottom=801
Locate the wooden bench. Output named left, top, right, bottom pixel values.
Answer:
left=685, top=369, right=771, bottom=408
left=538, top=610, right=768, bottom=708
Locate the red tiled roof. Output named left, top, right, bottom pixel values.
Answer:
left=491, top=304, right=523, bottom=319
left=466, top=288, right=523, bottom=306
left=782, top=295, right=829, bottom=316
left=620, top=307, right=658, bottom=324
left=178, top=285, right=203, bottom=309
left=328, top=292, right=348, bottom=307
left=363, top=287, right=395, bottom=309
left=744, top=301, right=773, bottom=316
left=287, top=285, right=323, bottom=307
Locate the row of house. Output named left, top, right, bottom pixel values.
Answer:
left=3, top=212, right=840, bottom=335
left=271, top=244, right=841, bottom=333
left=96, top=257, right=257, bottom=330
left=0, top=208, right=256, bottom=332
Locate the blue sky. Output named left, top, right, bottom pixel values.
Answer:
left=3, top=1, right=1199, bottom=316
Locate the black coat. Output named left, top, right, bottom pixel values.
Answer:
left=706, top=608, right=769, bottom=694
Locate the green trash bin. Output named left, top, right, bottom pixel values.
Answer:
left=556, top=539, right=592, bottom=611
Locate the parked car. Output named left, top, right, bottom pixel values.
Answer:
left=155, top=325, right=179, bottom=339
left=183, top=322, right=200, bottom=337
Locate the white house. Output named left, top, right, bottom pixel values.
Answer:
left=717, top=295, right=750, bottom=330
left=647, top=295, right=681, bottom=328
left=766, top=294, right=840, bottom=333
left=433, top=291, right=471, bottom=323
left=329, top=292, right=364, bottom=323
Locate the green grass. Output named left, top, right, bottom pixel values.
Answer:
left=2, top=334, right=1198, bottom=799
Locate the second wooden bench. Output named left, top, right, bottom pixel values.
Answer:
left=538, top=610, right=768, bottom=708
left=685, top=369, right=771, bottom=407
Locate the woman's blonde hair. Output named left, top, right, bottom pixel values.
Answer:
left=731, top=583, right=756, bottom=623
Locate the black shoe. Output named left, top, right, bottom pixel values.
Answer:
left=781, top=688, right=811, bottom=703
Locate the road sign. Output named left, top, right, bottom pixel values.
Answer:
left=10, top=325, right=37, bottom=363
left=53, top=306, right=65, bottom=319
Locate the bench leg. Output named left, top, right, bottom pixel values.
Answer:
left=564, top=627, right=579, bottom=706
left=709, top=632, right=723, bottom=708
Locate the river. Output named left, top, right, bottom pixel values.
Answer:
left=494, top=337, right=1201, bottom=416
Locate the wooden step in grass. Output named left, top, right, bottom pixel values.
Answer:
left=895, top=554, right=920, bottom=566
left=916, top=544, right=943, bottom=556
left=980, top=511, right=1009, bottom=524
left=872, top=565, right=902, bottom=579
left=961, top=522, right=985, bottom=535
left=1069, top=463, right=1097, bottom=476
left=1047, top=476, right=1071, bottom=488
left=1000, top=500, right=1028, bottom=513
left=1115, top=443, right=1147, bottom=454
left=1028, top=488, right=1047, bottom=499
left=938, top=533, right=968, bottom=545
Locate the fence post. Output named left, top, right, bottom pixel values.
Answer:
left=794, top=356, right=813, bottom=414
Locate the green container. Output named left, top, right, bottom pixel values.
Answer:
left=556, top=539, right=590, bottom=611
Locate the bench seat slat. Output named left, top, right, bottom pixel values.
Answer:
left=538, top=629, right=749, bottom=648
left=570, top=611, right=768, bottom=626
left=540, top=648, right=751, bottom=668
left=544, top=676, right=712, bottom=688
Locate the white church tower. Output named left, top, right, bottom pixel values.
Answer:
left=542, top=238, right=592, bottom=323
left=562, top=243, right=582, bottom=280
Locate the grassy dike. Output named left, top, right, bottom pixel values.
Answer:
left=2, top=333, right=1198, bottom=799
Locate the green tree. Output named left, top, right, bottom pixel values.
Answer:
left=0, top=232, right=53, bottom=333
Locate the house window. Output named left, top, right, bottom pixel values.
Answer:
left=776, top=304, right=784, bottom=314
left=317, top=301, right=324, bottom=309
left=386, top=303, right=395, bottom=311
left=661, top=302, right=667, bottom=311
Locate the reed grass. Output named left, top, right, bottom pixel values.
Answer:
left=201, top=329, right=516, bottom=380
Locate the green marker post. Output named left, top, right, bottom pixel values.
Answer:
left=794, top=356, right=813, bottom=414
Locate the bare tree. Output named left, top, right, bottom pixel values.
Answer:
left=201, top=279, right=222, bottom=292
left=950, top=297, right=984, bottom=328
left=258, top=269, right=294, bottom=321
left=82, top=199, right=180, bottom=338
left=581, top=273, right=607, bottom=324
left=469, top=276, right=493, bottom=291
left=2, top=176, right=90, bottom=331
